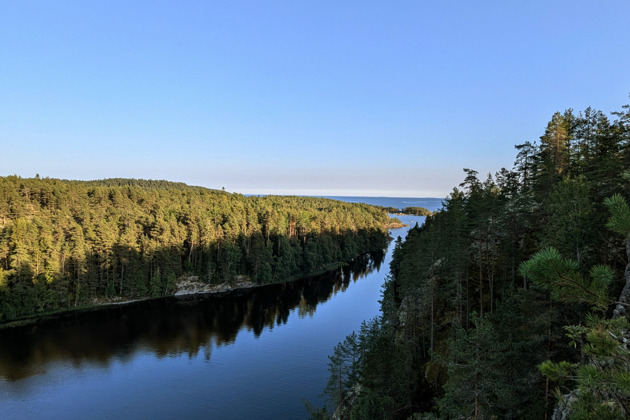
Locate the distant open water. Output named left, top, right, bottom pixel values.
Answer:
left=323, top=196, right=444, bottom=212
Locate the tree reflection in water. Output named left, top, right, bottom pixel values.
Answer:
left=0, top=250, right=384, bottom=381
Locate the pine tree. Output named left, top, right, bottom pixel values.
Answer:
left=518, top=189, right=630, bottom=418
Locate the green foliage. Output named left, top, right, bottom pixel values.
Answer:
left=437, top=298, right=548, bottom=420
left=349, top=388, right=394, bottom=419
left=544, top=176, right=595, bottom=265
left=438, top=314, right=498, bottom=419
left=400, top=206, right=433, bottom=216
left=0, top=177, right=390, bottom=323
left=315, top=316, right=416, bottom=419
left=303, top=398, right=331, bottom=420
left=520, top=191, right=630, bottom=418
left=380, top=206, right=400, bottom=214
left=604, top=193, right=630, bottom=237
left=538, top=360, right=573, bottom=383
left=519, top=247, right=612, bottom=313
left=313, top=97, right=630, bottom=418
left=324, top=331, right=361, bottom=410
left=538, top=316, right=630, bottom=419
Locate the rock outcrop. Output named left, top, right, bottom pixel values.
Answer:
left=174, top=275, right=256, bottom=296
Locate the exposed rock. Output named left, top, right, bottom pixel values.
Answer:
left=174, top=275, right=257, bottom=296
left=331, top=383, right=362, bottom=420
left=551, top=391, right=577, bottom=420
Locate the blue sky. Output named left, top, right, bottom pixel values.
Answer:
left=1, top=1, right=629, bottom=197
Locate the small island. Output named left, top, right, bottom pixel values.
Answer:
left=384, top=218, right=408, bottom=229
left=381, top=205, right=435, bottom=217
left=400, top=206, right=434, bottom=216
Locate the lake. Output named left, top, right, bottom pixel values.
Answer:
left=0, top=197, right=442, bottom=419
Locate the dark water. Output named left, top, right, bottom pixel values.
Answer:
left=0, top=198, right=441, bottom=420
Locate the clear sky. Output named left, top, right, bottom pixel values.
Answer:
left=1, top=1, right=629, bottom=198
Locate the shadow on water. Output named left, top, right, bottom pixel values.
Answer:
left=0, top=250, right=385, bottom=381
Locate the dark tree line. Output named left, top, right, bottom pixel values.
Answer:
left=0, top=178, right=389, bottom=323
left=313, top=98, right=630, bottom=419
left=400, top=207, right=434, bottom=216
left=0, top=250, right=385, bottom=382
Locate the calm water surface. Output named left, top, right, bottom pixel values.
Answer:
left=0, top=198, right=442, bottom=419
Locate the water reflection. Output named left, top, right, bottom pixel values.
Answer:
left=0, top=250, right=384, bottom=382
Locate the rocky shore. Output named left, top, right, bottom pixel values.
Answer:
left=174, top=275, right=257, bottom=296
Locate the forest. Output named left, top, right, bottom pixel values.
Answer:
left=312, top=99, right=630, bottom=419
left=400, top=207, right=434, bottom=217
left=0, top=178, right=389, bottom=324
left=379, top=206, right=433, bottom=217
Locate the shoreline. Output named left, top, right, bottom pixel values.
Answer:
left=0, top=257, right=368, bottom=330
left=385, top=221, right=410, bottom=229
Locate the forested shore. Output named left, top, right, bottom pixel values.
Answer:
left=313, top=99, right=630, bottom=419
left=380, top=206, right=434, bottom=217
left=0, top=178, right=390, bottom=324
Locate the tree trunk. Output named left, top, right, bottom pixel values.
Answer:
left=120, top=262, right=124, bottom=295
left=430, top=280, right=434, bottom=357
left=613, top=238, right=630, bottom=320
left=479, top=246, right=483, bottom=318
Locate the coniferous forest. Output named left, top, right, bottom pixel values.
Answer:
left=312, top=100, right=630, bottom=419
left=0, top=178, right=389, bottom=323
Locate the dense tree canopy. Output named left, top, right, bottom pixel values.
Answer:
left=0, top=178, right=389, bottom=323
left=379, top=206, right=433, bottom=216
left=400, top=207, right=434, bottom=216
left=315, top=97, right=630, bottom=419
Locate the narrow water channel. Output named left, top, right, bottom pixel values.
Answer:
left=0, top=206, right=435, bottom=419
